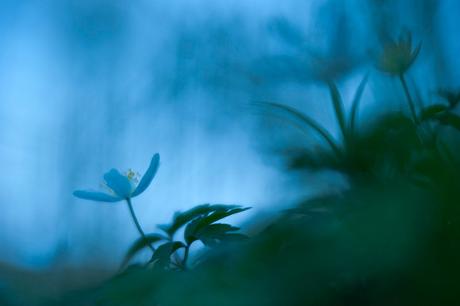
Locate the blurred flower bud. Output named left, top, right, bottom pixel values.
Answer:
left=376, top=33, right=421, bottom=76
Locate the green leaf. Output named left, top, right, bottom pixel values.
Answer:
left=196, top=207, right=250, bottom=228
left=420, top=104, right=448, bottom=121
left=327, top=82, right=347, bottom=142
left=159, top=204, right=243, bottom=237
left=151, top=241, right=186, bottom=267
left=201, top=234, right=249, bottom=247
left=349, top=74, right=369, bottom=135
left=218, top=233, right=249, bottom=242
left=158, top=204, right=214, bottom=236
left=184, top=206, right=251, bottom=244
left=121, top=234, right=166, bottom=268
left=200, top=223, right=240, bottom=235
left=196, top=224, right=247, bottom=247
left=440, top=113, right=460, bottom=130
left=438, top=89, right=460, bottom=108
left=254, top=101, right=342, bottom=156
left=184, top=218, right=202, bottom=245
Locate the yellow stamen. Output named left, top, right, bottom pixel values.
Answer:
left=125, top=169, right=140, bottom=183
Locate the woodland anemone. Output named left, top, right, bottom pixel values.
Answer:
left=73, top=153, right=160, bottom=202
left=376, top=33, right=421, bottom=76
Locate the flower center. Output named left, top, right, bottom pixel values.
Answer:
left=99, top=169, right=141, bottom=196
left=125, top=169, right=140, bottom=183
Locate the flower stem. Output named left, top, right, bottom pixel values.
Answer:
left=126, top=198, right=155, bottom=253
left=399, top=74, right=418, bottom=124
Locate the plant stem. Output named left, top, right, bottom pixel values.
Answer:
left=126, top=198, right=155, bottom=253
left=399, top=74, right=418, bottom=124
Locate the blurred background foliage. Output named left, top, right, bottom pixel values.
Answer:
left=1, top=0, right=460, bottom=305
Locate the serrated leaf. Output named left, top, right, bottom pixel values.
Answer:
left=420, top=104, right=448, bottom=121
left=197, top=224, right=248, bottom=247
left=121, top=234, right=166, bottom=268
left=218, top=233, right=249, bottom=242
left=201, top=234, right=248, bottom=247
left=198, top=223, right=239, bottom=245
left=197, top=207, right=250, bottom=228
left=157, top=204, right=211, bottom=236
left=159, top=204, right=243, bottom=237
left=184, top=207, right=250, bottom=244
left=184, top=218, right=201, bottom=245
left=200, top=223, right=240, bottom=235
left=151, top=241, right=186, bottom=267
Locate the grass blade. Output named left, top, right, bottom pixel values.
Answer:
left=254, top=101, right=342, bottom=156
left=349, top=73, right=369, bottom=136
left=327, top=81, right=347, bottom=142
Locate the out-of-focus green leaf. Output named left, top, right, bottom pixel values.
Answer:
left=349, top=74, right=369, bottom=135
left=255, top=101, right=342, bottom=156
left=346, top=112, right=421, bottom=179
left=438, top=89, right=460, bottom=108
left=281, top=146, right=340, bottom=171
left=95, top=264, right=166, bottom=306
left=420, top=104, right=448, bottom=121
left=122, top=234, right=166, bottom=268
left=440, top=113, right=460, bottom=130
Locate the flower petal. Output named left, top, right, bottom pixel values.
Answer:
left=131, top=153, right=160, bottom=197
left=104, top=169, right=133, bottom=198
left=73, top=190, right=121, bottom=202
